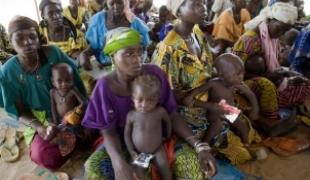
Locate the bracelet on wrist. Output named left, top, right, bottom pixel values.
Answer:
left=195, top=142, right=212, bottom=153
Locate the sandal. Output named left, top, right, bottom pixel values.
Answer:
left=263, top=137, right=310, bottom=156
left=0, top=128, right=20, bottom=162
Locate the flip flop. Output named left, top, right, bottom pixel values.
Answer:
left=263, top=137, right=310, bottom=156
left=0, top=128, right=20, bottom=162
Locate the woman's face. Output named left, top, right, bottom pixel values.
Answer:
left=113, top=44, right=144, bottom=77
left=268, top=19, right=291, bottom=39
left=178, top=0, right=207, bottom=24
left=10, top=27, right=40, bottom=57
left=232, top=0, right=246, bottom=11
left=107, top=0, right=124, bottom=16
left=42, top=4, right=63, bottom=27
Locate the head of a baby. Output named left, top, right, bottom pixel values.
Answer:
left=51, top=63, right=74, bottom=93
left=131, top=74, right=161, bottom=113
left=215, top=53, right=245, bottom=86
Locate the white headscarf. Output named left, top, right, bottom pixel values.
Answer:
left=166, top=0, right=185, bottom=17
left=244, top=2, right=298, bottom=30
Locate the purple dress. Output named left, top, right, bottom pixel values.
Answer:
left=82, top=64, right=177, bottom=134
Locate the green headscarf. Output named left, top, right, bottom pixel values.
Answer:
left=103, top=27, right=141, bottom=56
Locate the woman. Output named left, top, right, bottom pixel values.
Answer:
left=79, top=0, right=150, bottom=69
left=232, top=2, right=310, bottom=134
left=212, top=0, right=251, bottom=53
left=0, top=16, right=86, bottom=170
left=153, top=0, right=260, bottom=166
left=288, top=26, right=310, bottom=78
left=63, top=0, right=89, bottom=30
left=82, top=27, right=216, bottom=179
left=39, top=0, right=87, bottom=59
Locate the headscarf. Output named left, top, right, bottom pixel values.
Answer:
left=244, top=2, right=298, bottom=30
left=103, top=27, right=141, bottom=56
left=8, top=16, right=39, bottom=38
left=39, top=0, right=62, bottom=12
left=166, top=0, right=185, bottom=17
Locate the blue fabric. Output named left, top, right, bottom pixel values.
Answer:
left=85, top=11, right=151, bottom=64
left=288, top=27, right=310, bottom=75
left=159, top=23, right=173, bottom=41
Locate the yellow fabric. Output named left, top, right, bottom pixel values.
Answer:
left=63, top=6, right=87, bottom=29
left=213, top=8, right=251, bottom=43
left=40, top=27, right=87, bottom=56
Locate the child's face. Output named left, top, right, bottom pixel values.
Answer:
left=132, top=87, right=158, bottom=113
left=222, top=67, right=244, bottom=86
left=52, top=68, right=74, bottom=93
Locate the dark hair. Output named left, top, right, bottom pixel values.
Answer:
left=132, top=74, right=161, bottom=95
left=51, top=62, right=73, bottom=76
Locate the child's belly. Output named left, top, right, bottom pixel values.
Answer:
left=132, top=126, right=163, bottom=154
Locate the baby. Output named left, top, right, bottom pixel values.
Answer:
left=124, top=74, right=172, bottom=180
left=279, top=28, right=299, bottom=66
left=183, top=53, right=260, bottom=145
left=50, top=63, right=87, bottom=126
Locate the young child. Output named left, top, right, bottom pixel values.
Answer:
left=280, top=28, right=299, bottom=66
left=50, top=63, right=87, bottom=126
left=183, top=53, right=260, bottom=145
left=124, top=74, right=172, bottom=180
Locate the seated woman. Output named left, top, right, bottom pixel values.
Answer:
left=63, top=0, right=90, bottom=31
left=79, top=0, right=150, bottom=70
left=39, top=0, right=87, bottom=59
left=288, top=26, right=310, bottom=78
left=153, top=0, right=259, bottom=165
left=233, top=2, right=310, bottom=135
left=82, top=27, right=217, bottom=180
left=0, top=16, right=87, bottom=170
left=212, top=0, right=251, bottom=54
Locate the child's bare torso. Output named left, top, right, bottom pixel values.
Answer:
left=52, top=89, right=79, bottom=119
left=208, top=78, right=235, bottom=105
left=129, top=107, right=165, bottom=154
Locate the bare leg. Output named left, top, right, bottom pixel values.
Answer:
left=232, top=118, right=250, bottom=144
left=133, top=165, right=146, bottom=180
left=154, top=145, right=173, bottom=180
left=203, top=112, right=224, bottom=143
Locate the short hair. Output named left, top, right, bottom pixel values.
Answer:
left=132, top=74, right=161, bottom=95
left=51, top=62, right=73, bottom=76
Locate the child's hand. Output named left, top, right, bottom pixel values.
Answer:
left=183, top=95, right=195, bottom=107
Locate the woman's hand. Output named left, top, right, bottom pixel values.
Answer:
left=78, top=51, right=92, bottom=70
left=36, top=125, right=57, bottom=141
left=113, top=160, right=141, bottom=180
left=197, top=150, right=217, bottom=178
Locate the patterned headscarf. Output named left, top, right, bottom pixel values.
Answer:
left=166, top=0, right=185, bottom=17
left=244, top=2, right=298, bottom=30
left=8, top=16, right=39, bottom=38
left=103, top=27, right=141, bottom=56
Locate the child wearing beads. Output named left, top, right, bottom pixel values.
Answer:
left=124, top=74, right=172, bottom=180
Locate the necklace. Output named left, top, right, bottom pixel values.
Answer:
left=19, top=54, right=42, bottom=80
left=55, top=90, right=69, bottom=103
